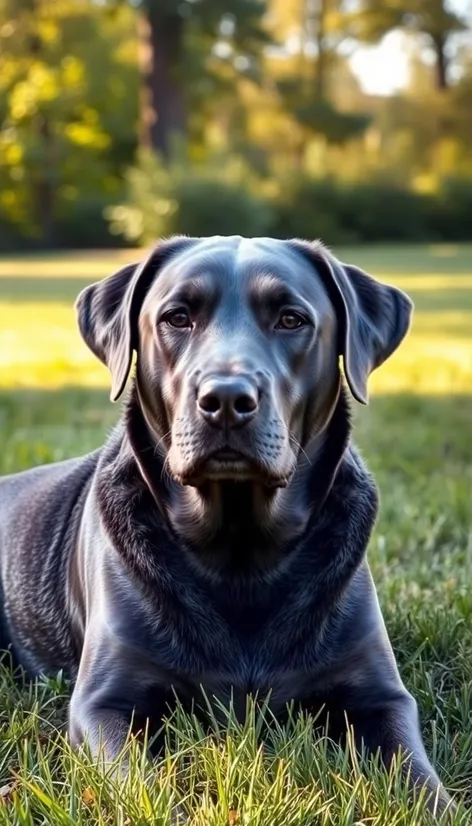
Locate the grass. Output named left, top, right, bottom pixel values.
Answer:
left=0, top=244, right=471, bottom=824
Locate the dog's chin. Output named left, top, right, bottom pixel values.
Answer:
left=170, top=452, right=292, bottom=490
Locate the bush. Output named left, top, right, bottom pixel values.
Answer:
left=428, top=178, right=472, bottom=241
left=340, top=183, right=432, bottom=242
left=107, top=150, right=273, bottom=244
left=0, top=192, right=127, bottom=252
left=175, top=177, right=273, bottom=238
left=3, top=152, right=472, bottom=250
left=55, top=194, right=128, bottom=249
left=269, top=177, right=435, bottom=244
left=106, top=151, right=176, bottom=244
left=270, top=177, right=357, bottom=243
left=0, top=212, right=25, bottom=252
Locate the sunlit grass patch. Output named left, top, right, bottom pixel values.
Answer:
left=0, top=245, right=471, bottom=394
left=0, top=302, right=108, bottom=390
left=1, top=675, right=470, bottom=825
left=0, top=248, right=141, bottom=280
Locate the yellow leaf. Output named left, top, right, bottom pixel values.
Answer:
left=64, top=121, right=111, bottom=150
left=82, top=786, right=96, bottom=806
left=61, top=56, right=85, bottom=88
left=5, top=143, right=23, bottom=165
left=38, top=20, right=59, bottom=44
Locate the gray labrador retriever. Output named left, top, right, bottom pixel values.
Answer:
left=0, top=236, right=451, bottom=814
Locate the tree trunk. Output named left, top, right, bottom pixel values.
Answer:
left=138, top=8, right=186, bottom=158
left=34, top=113, right=55, bottom=246
left=314, top=0, right=328, bottom=98
left=432, top=34, right=448, bottom=90
left=300, top=0, right=328, bottom=97
left=28, top=5, right=55, bottom=246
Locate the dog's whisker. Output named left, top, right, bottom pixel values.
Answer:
left=153, top=430, right=172, bottom=459
left=160, top=454, right=173, bottom=486
left=287, top=431, right=312, bottom=466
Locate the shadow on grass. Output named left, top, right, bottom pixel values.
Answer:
left=0, top=385, right=471, bottom=471
left=1, top=275, right=472, bottom=309
left=2, top=284, right=470, bottom=321
left=0, top=276, right=96, bottom=304
left=0, top=386, right=115, bottom=474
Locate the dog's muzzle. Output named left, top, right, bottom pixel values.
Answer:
left=196, top=374, right=259, bottom=431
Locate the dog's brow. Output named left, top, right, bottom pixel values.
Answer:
left=162, top=274, right=217, bottom=305
left=250, top=272, right=298, bottom=305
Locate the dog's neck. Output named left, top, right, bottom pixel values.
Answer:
left=126, top=387, right=351, bottom=575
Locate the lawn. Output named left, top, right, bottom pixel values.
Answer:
left=0, top=244, right=471, bottom=824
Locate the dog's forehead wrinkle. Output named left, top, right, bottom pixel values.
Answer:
left=157, top=247, right=236, bottom=290
left=241, top=253, right=329, bottom=307
left=249, top=270, right=293, bottom=293
left=149, top=237, right=331, bottom=309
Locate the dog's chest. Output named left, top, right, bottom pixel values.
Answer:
left=158, top=589, right=321, bottom=714
left=120, top=568, right=330, bottom=714
left=193, top=660, right=315, bottom=716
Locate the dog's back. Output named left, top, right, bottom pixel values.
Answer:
left=0, top=451, right=100, bottom=675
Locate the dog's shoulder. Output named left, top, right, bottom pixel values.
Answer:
left=0, top=449, right=102, bottom=675
left=0, top=450, right=101, bottom=531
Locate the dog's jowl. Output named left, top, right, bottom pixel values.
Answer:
left=0, top=236, right=451, bottom=814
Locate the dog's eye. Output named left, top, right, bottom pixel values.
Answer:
left=275, top=312, right=307, bottom=330
left=164, top=310, right=192, bottom=329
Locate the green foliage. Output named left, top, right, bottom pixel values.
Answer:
left=108, top=150, right=273, bottom=242
left=110, top=163, right=472, bottom=246
left=0, top=0, right=471, bottom=248
left=56, top=193, right=128, bottom=249
left=430, top=178, right=472, bottom=242
left=176, top=177, right=273, bottom=238
left=271, top=175, right=472, bottom=244
left=271, top=176, right=357, bottom=243
left=294, top=97, right=370, bottom=144
left=0, top=0, right=138, bottom=248
left=340, top=183, right=432, bottom=242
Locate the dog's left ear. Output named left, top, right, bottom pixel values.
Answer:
left=291, top=240, right=413, bottom=404
left=75, top=236, right=195, bottom=402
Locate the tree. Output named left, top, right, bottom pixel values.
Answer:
left=0, top=0, right=60, bottom=243
left=125, top=0, right=269, bottom=158
left=349, top=0, right=469, bottom=90
left=269, top=0, right=370, bottom=154
left=0, top=0, right=138, bottom=245
left=270, top=0, right=350, bottom=97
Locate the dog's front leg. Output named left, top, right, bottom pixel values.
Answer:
left=344, top=693, right=453, bottom=818
left=68, top=628, right=164, bottom=771
left=69, top=687, right=189, bottom=824
left=69, top=690, right=135, bottom=770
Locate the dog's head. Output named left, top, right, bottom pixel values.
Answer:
left=76, top=236, right=412, bottom=488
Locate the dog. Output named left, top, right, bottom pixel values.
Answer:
left=0, top=236, right=451, bottom=814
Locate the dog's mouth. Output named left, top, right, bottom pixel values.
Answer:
left=203, top=447, right=256, bottom=478
left=175, top=445, right=259, bottom=486
left=177, top=446, right=292, bottom=489
left=209, top=448, right=247, bottom=462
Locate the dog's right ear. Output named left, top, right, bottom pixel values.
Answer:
left=75, top=236, right=195, bottom=402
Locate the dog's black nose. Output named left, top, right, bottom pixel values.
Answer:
left=197, top=376, right=259, bottom=428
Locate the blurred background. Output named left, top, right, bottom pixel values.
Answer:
left=1, top=0, right=472, bottom=249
